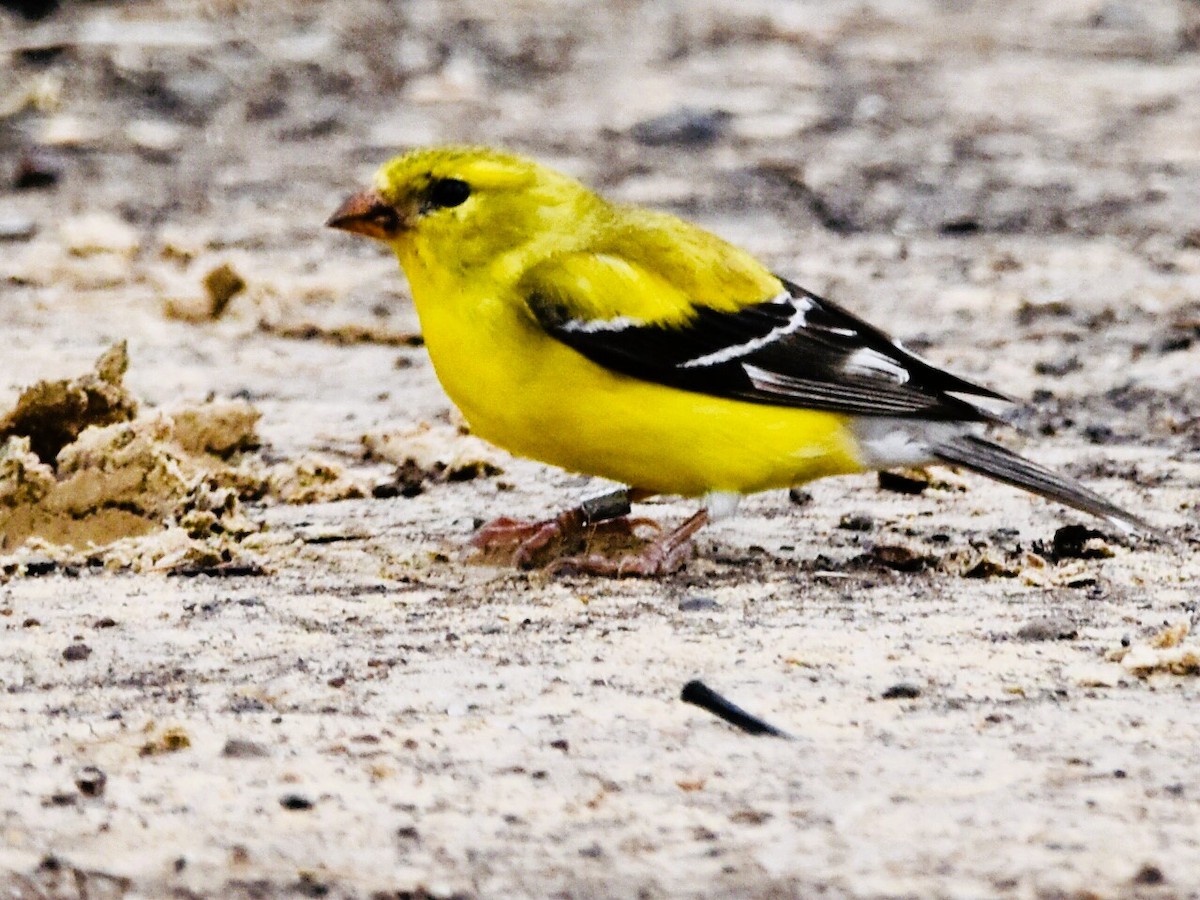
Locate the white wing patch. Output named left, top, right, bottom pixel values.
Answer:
left=559, top=315, right=644, bottom=333
left=843, top=347, right=911, bottom=384
left=680, top=292, right=811, bottom=368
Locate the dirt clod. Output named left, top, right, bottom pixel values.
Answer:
left=0, top=343, right=136, bottom=466
left=202, top=262, right=247, bottom=318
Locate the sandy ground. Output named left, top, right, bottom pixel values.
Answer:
left=1, top=0, right=1199, bottom=897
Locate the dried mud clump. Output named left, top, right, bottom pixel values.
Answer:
left=363, top=423, right=504, bottom=498
left=266, top=456, right=368, bottom=504
left=0, top=342, right=137, bottom=465
left=1110, top=622, right=1200, bottom=677
left=0, top=344, right=266, bottom=568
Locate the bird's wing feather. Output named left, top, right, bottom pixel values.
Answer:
left=523, top=253, right=1009, bottom=421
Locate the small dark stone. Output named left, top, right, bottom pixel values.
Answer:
left=838, top=513, right=874, bottom=532
left=23, top=558, right=57, bottom=576
left=280, top=794, right=314, bottom=811
left=1052, top=525, right=1112, bottom=560
left=222, top=738, right=269, bottom=758
left=1015, top=616, right=1078, bottom=642
left=878, top=470, right=930, bottom=495
left=788, top=488, right=812, bottom=506
left=940, top=218, right=980, bottom=236
left=445, top=460, right=502, bottom=482
left=631, top=107, right=731, bottom=147
left=881, top=683, right=922, bottom=700
left=871, top=545, right=930, bottom=572
left=549, top=739, right=569, bottom=753
left=74, top=765, right=107, bottom=797
left=1083, top=424, right=1115, bottom=444
left=1133, top=864, right=1165, bottom=885
left=295, top=873, right=330, bottom=898
left=678, top=596, right=721, bottom=612
left=395, top=825, right=420, bottom=841
left=0, top=0, right=59, bottom=21
left=14, top=148, right=62, bottom=189
left=578, top=843, right=604, bottom=858
left=94, top=617, right=118, bottom=629
left=729, top=809, right=773, bottom=825
left=62, top=643, right=92, bottom=662
left=168, top=561, right=267, bottom=578
left=1034, top=356, right=1082, bottom=377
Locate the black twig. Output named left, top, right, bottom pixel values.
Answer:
left=680, top=680, right=792, bottom=739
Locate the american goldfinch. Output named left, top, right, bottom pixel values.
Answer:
left=328, top=146, right=1152, bottom=575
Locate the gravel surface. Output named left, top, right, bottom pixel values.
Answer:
left=1, top=1, right=1198, bottom=897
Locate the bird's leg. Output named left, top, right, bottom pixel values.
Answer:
left=471, top=488, right=656, bottom=568
left=552, top=509, right=710, bottom=577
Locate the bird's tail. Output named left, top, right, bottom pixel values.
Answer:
left=931, top=434, right=1157, bottom=537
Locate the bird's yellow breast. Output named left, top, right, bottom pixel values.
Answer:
left=398, top=244, right=865, bottom=497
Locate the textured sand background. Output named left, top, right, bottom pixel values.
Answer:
left=1, top=1, right=1199, bottom=897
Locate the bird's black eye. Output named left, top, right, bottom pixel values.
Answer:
left=425, top=178, right=471, bottom=209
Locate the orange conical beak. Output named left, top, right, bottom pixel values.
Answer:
left=326, top=189, right=408, bottom=240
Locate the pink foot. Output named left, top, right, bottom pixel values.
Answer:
left=551, top=510, right=709, bottom=578
left=470, top=512, right=659, bottom=569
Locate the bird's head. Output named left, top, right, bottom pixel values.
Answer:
left=327, top=145, right=601, bottom=273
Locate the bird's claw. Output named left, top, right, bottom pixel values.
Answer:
left=470, top=512, right=651, bottom=569
left=549, top=510, right=708, bottom=578
left=470, top=512, right=579, bottom=566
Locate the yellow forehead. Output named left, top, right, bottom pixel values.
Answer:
left=374, top=146, right=538, bottom=200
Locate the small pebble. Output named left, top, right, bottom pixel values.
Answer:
left=871, top=544, right=929, bottom=572
left=1052, top=525, right=1113, bottom=560
left=2, top=0, right=60, bottom=20
left=877, top=470, right=929, bottom=495
left=126, top=119, right=183, bottom=159
left=631, top=107, right=731, bottom=147
left=13, top=147, right=62, bottom=189
left=62, top=643, right=92, bottom=662
left=788, top=488, right=812, bottom=506
left=1015, top=616, right=1078, bottom=642
left=280, top=794, right=314, bottom=811
left=74, top=766, right=107, bottom=797
left=23, top=558, right=57, bottom=576
left=0, top=215, right=38, bottom=242
left=222, top=738, right=269, bottom=758
left=1133, top=863, right=1165, bottom=885
left=838, top=513, right=874, bottom=532
left=881, top=683, right=922, bottom=700
left=678, top=596, right=720, bottom=612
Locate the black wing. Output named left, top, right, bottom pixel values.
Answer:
left=528, top=277, right=1009, bottom=421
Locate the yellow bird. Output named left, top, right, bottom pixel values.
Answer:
left=328, top=145, right=1152, bottom=575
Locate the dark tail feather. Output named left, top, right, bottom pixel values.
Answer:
left=932, top=435, right=1158, bottom=537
